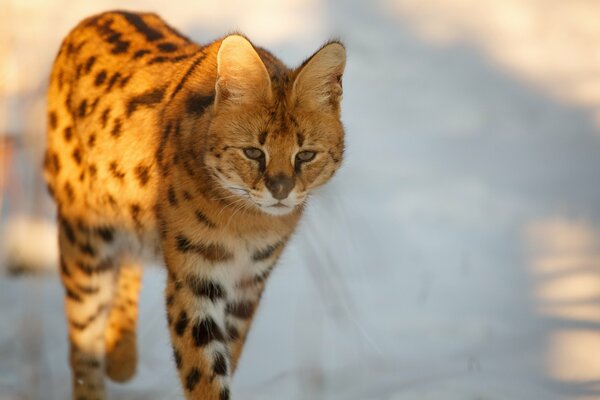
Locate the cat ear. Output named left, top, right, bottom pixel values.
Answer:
left=215, top=35, right=271, bottom=106
left=292, top=41, right=346, bottom=109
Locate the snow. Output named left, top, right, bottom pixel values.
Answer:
left=2, top=1, right=600, bottom=399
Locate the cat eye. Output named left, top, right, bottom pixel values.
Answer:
left=296, top=151, right=316, bottom=162
left=243, top=147, right=264, bottom=160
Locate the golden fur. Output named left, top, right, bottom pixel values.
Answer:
left=44, top=10, right=345, bottom=400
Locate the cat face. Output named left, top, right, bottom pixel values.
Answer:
left=204, top=36, right=346, bottom=216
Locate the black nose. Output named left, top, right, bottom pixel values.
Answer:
left=265, top=173, right=295, bottom=200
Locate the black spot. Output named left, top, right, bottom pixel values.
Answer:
left=89, top=97, right=100, bottom=114
left=175, top=235, right=193, bottom=252
left=148, top=54, right=193, bottom=65
left=186, top=276, right=225, bottom=301
left=185, top=367, right=201, bottom=392
left=106, top=72, right=122, bottom=92
left=194, top=209, right=216, bottom=228
left=64, top=181, right=75, bottom=201
left=220, top=387, right=230, bottom=400
left=51, top=153, right=62, bottom=174
left=119, top=75, right=131, bottom=88
left=173, top=347, right=182, bottom=369
left=111, top=118, right=122, bottom=138
left=192, top=317, right=225, bottom=347
left=88, top=134, right=96, bottom=147
left=57, top=70, right=64, bottom=89
left=254, top=264, right=275, bottom=285
left=183, top=191, right=193, bottom=201
left=226, top=301, right=255, bottom=320
left=93, top=260, right=113, bottom=274
left=89, top=164, right=97, bottom=178
left=120, top=12, right=164, bottom=41
left=296, top=131, right=305, bottom=147
left=46, top=183, right=55, bottom=198
left=75, top=219, right=90, bottom=234
left=65, top=287, right=83, bottom=302
left=171, top=52, right=206, bottom=100
left=44, top=151, right=60, bottom=175
left=185, top=93, right=213, bottom=115
left=182, top=159, right=195, bottom=177
left=166, top=294, right=174, bottom=307
left=95, top=70, right=107, bottom=86
left=72, top=147, right=82, bottom=165
left=84, top=56, right=96, bottom=74
left=95, top=226, right=114, bottom=242
left=101, top=108, right=111, bottom=128
left=252, top=241, right=284, bottom=262
left=259, top=131, right=268, bottom=145
left=69, top=303, right=108, bottom=331
left=174, top=234, right=233, bottom=263
left=63, top=126, right=73, bottom=142
left=75, top=259, right=112, bottom=276
left=212, top=352, right=228, bottom=376
left=59, top=257, right=70, bottom=277
left=78, top=99, right=87, bottom=117
left=49, top=111, right=58, bottom=130
left=134, top=164, right=151, bottom=186
left=79, top=242, right=96, bottom=257
left=64, top=90, right=72, bottom=110
left=61, top=218, right=76, bottom=244
left=111, top=40, right=130, bottom=54
left=127, top=87, right=166, bottom=116
left=133, top=49, right=151, bottom=59
left=174, top=311, right=189, bottom=336
left=109, top=161, right=125, bottom=179
left=106, top=32, right=122, bottom=43
left=157, top=42, right=178, bottom=52
left=130, top=203, right=142, bottom=225
left=226, top=323, right=239, bottom=341
left=77, top=284, right=99, bottom=295
left=167, top=186, right=177, bottom=206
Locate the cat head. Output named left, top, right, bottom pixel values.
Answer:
left=204, top=35, right=346, bottom=216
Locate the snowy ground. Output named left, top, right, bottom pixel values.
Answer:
left=2, top=1, right=600, bottom=399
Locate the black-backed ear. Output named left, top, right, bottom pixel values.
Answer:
left=292, top=41, right=346, bottom=109
left=215, top=35, right=272, bottom=106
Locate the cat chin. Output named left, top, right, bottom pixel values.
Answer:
left=257, top=203, right=296, bottom=216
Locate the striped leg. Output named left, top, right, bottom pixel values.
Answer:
left=165, top=263, right=231, bottom=400
left=105, top=261, right=142, bottom=382
left=58, top=217, right=115, bottom=400
left=225, top=279, right=266, bottom=373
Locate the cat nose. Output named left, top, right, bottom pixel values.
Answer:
left=265, top=173, right=295, bottom=200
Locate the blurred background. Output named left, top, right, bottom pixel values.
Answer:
left=2, top=0, right=600, bottom=399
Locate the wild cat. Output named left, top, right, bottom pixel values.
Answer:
left=44, top=10, right=345, bottom=400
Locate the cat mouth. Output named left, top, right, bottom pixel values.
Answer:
left=269, top=202, right=288, bottom=208
left=257, top=200, right=295, bottom=216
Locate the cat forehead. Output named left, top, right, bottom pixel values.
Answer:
left=261, top=101, right=305, bottom=134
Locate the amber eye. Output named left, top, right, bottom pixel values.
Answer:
left=296, top=150, right=316, bottom=162
left=243, top=147, right=264, bottom=160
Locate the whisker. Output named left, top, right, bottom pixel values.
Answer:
left=215, top=197, right=247, bottom=221
left=225, top=200, right=250, bottom=228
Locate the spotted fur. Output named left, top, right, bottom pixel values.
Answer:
left=44, top=10, right=346, bottom=400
